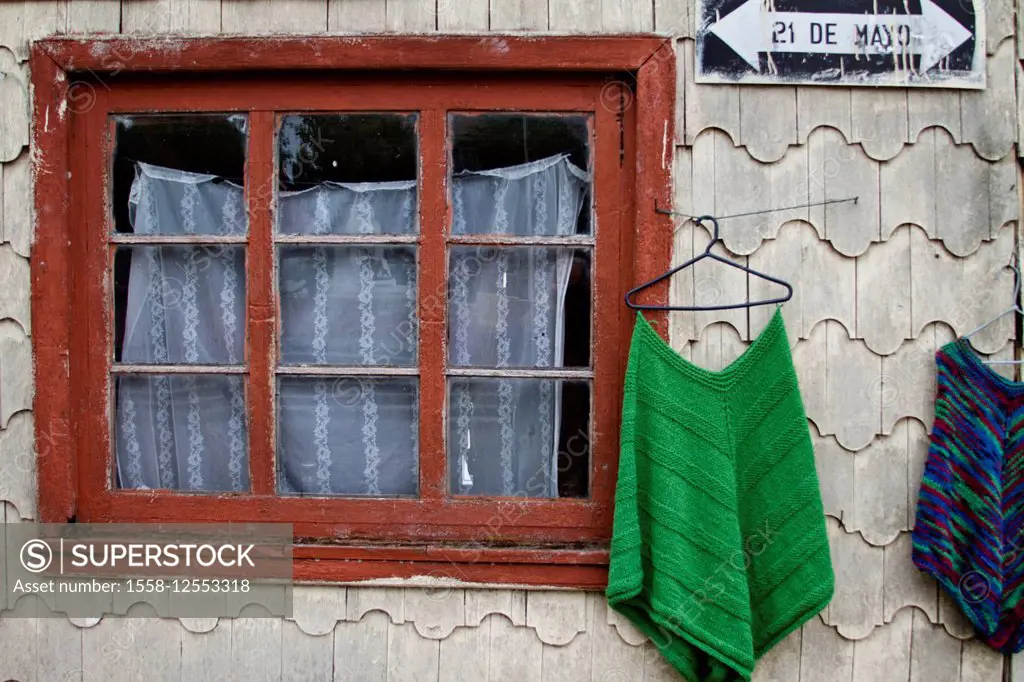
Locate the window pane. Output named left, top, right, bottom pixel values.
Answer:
left=278, top=114, right=417, bottom=235
left=448, top=247, right=590, bottom=368
left=279, top=246, right=417, bottom=366
left=450, top=114, right=591, bottom=236
left=113, top=114, right=248, bottom=235
left=115, top=374, right=249, bottom=492
left=448, top=378, right=590, bottom=498
left=277, top=376, right=418, bottom=496
left=114, top=246, right=246, bottom=365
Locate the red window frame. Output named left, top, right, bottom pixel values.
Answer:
left=31, top=36, right=675, bottom=588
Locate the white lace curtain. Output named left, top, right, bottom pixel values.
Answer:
left=449, top=155, right=589, bottom=496
left=118, top=164, right=248, bottom=492
left=276, top=180, right=419, bottom=496
left=116, top=155, right=589, bottom=497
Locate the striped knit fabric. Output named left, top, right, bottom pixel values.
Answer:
left=607, top=310, right=835, bottom=681
left=913, top=338, right=1024, bottom=654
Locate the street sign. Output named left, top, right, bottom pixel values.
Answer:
left=696, top=0, right=985, bottom=88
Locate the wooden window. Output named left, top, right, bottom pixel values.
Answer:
left=32, top=37, right=674, bottom=587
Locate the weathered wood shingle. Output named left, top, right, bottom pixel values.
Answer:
left=851, top=90, right=908, bottom=162
left=437, top=0, right=488, bottom=31
left=329, top=0, right=388, bottom=31
left=797, top=86, right=851, bottom=144
left=283, top=619, right=333, bottom=681
left=795, top=321, right=882, bottom=451
left=335, top=610, right=389, bottom=682
left=0, top=245, right=30, bottom=336
left=0, top=2, right=66, bottom=61
left=0, top=410, right=35, bottom=520
left=813, top=419, right=928, bottom=547
left=883, top=535, right=938, bottom=623
left=825, top=518, right=885, bottom=639
left=290, top=585, right=347, bottom=637
left=222, top=0, right=328, bottom=33
left=856, top=225, right=911, bottom=356
left=384, top=0, right=439, bottom=32
left=0, top=51, right=28, bottom=164
left=852, top=607, right=913, bottom=681
left=488, top=0, right=548, bottom=30
left=961, top=40, right=1017, bottom=161
left=405, top=587, right=466, bottom=639
left=0, top=319, right=32, bottom=430
left=64, top=0, right=121, bottom=34
left=909, top=88, right=962, bottom=145
left=910, top=609, right=966, bottom=681
left=121, top=0, right=221, bottom=33
left=3, top=151, right=32, bottom=257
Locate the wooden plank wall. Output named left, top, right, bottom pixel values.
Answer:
left=0, top=0, right=1021, bottom=679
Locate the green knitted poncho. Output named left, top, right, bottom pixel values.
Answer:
left=607, top=310, right=834, bottom=681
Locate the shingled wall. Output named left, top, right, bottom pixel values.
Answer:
left=0, top=1, right=1021, bottom=679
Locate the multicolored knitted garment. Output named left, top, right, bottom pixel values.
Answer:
left=607, top=310, right=835, bottom=681
left=913, top=338, right=1024, bottom=654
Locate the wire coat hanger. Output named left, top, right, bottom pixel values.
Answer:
left=624, top=215, right=794, bottom=312
left=963, top=255, right=1023, bottom=365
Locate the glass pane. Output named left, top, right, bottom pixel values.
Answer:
left=277, top=376, right=418, bottom=496
left=115, top=374, right=249, bottom=492
left=448, top=247, right=590, bottom=368
left=113, top=114, right=248, bottom=235
left=278, top=114, right=418, bottom=235
left=279, top=246, right=417, bottom=366
left=448, top=378, right=590, bottom=498
left=450, top=114, right=591, bottom=236
left=114, top=246, right=246, bottom=365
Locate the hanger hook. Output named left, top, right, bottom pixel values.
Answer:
left=694, top=215, right=720, bottom=252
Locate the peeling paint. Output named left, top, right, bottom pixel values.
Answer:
left=661, top=120, right=669, bottom=169
left=487, top=37, right=511, bottom=55
left=299, top=575, right=564, bottom=591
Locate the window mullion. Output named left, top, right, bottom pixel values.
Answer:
left=418, top=109, right=449, bottom=500
left=247, top=110, right=277, bottom=496
left=85, top=90, right=112, bottom=504
left=592, top=83, right=630, bottom=507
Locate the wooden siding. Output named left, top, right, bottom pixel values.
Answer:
left=0, top=0, right=1021, bottom=679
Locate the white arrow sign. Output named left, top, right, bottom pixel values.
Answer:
left=709, top=0, right=972, bottom=73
